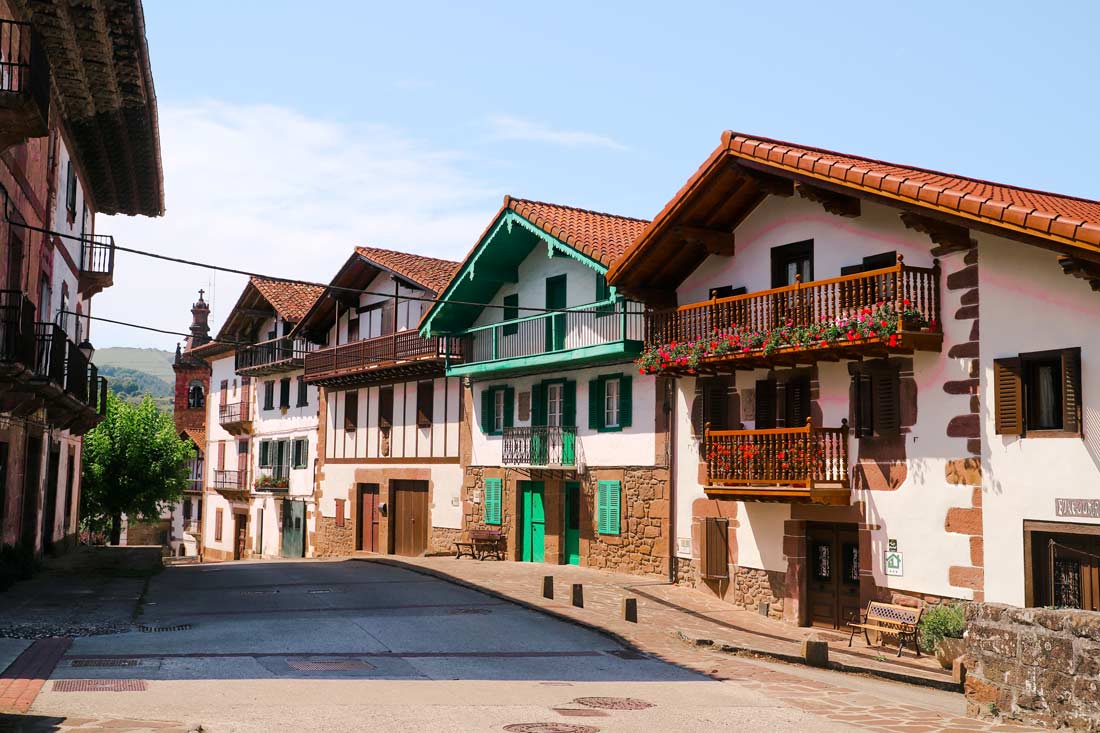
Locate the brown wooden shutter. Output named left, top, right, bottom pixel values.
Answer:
left=344, top=390, right=358, bottom=432
left=378, top=386, right=394, bottom=429
left=219, top=380, right=228, bottom=406
left=690, top=393, right=704, bottom=437
left=1061, top=348, right=1082, bottom=434
left=701, top=517, right=729, bottom=579
left=785, top=377, right=810, bottom=427
left=217, top=441, right=226, bottom=470
left=853, top=373, right=873, bottom=438
left=755, top=379, right=776, bottom=429
left=872, top=368, right=900, bottom=435
left=705, top=379, right=729, bottom=430
left=994, top=357, right=1024, bottom=436
left=335, top=499, right=345, bottom=528
left=215, top=509, right=223, bottom=541
left=417, top=381, right=434, bottom=427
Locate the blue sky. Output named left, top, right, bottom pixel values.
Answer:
left=97, top=0, right=1100, bottom=348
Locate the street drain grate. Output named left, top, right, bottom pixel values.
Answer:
left=607, top=649, right=648, bottom=660
left=53, top=679, right=147, bottom=692
left=137, top=623, right=191, bottom=633
left=574, top=697, right=654, bottom=711
left=552, top=709, right=608, bottom=718
left=286, top=658, right=374, bottom=672
left=448, top=607, right=492, bottom=615
left=70, top=658, right=141, bottom=668
left=503, top=725, right=600, bottom=733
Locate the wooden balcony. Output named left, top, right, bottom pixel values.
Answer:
left=235, top=337, right=316, bottom=377
left=704, top=418, right=850, bottom=505
left=218, top=401, right=252, bottom=435
left=643, top=256, right=941, bottom=374
left=303, top=331, right=459, bottom=387
left=448, top=298, right=645, bottom=378
left=502, top=426, right=577, bottom=468
left=78, top=234, right=115, bottom=296
left=0, top=18, right=49, bottom=150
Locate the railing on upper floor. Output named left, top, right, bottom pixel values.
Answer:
left=219, top=400, right=250, bottom=425
left=502, top=426, right=577, bottom=467
left=235, top=336, right=317, bottom=375
left=212, top=470, right=248, bottom=491
left=32, top=322, right=66, bottom=385
left=303, top=331, right=460, bottom=382
left=704, top=418, right=850, bottom=490
left=0, top=18, right=49, bottom=143
left=459, top=298, right=645, bottom=368
left=79, top=233, right=115, bottom=285
left=0, top=290, right=36, bottom=366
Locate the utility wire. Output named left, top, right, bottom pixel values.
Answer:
left=60, top=311, right=246, bottom=346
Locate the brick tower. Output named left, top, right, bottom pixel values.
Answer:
left=172, top=290, right=213, bottom=432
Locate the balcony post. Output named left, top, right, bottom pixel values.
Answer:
left=703, top=421, right=711, bottom=484
left=492, top=326, right=499, bottom=361
left=894, top=253, right=905, bottom=318
left=931, top=258, right=941, bottom=330
left=619, top=296, right=627, bottom=341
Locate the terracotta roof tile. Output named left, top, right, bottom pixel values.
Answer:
left=354, top=246, right=460, bottom=294
left=180, top=428, right=205, bottom=452
left=506, top=197, right=649, bottom=268
left=249, top=277, right=324, bottom=322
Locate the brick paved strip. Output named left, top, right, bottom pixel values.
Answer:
left=64, top=650, right=608, bottom=661
left=0, top=637, right=72, bottom=713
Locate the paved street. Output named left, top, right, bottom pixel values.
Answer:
left=9, top=559, right=866, bottom=732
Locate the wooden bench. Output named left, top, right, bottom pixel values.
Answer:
left=847, top=601, right=923, bottom=657
left=454, top=529, right=506, bottom=561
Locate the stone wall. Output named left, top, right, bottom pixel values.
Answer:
left=674, top=556, right=698, bottom=588
left=584, top=467, right=669, bottom=578
left=965, top=603, right=1100, bottom=730
left=430, top=526, right=461, bottom=555
left=314, top=516, right=354, bottom=558
left=730, top=566, right=785, bottom=620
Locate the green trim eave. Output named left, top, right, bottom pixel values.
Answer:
left=421, top=208, right=609, bottom=338
left=446, top=340, right=643, bottom=379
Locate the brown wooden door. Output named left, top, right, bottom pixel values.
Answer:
left=807, top=523, right=861, bottom=629
left=391, top=480, right=428, bottom=556
left=357, top=483, right=380, bottom=553
left=233, top=513, right=247, bottom=560
left=1032, top=532, right=1100, bottom=611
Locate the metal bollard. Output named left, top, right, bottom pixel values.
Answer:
left=571, top=583, right=584, bottom=608
left=622, top=597, right=638, bottom=623
left=542, top=575, right=554, bottom=599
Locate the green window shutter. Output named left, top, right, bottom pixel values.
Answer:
left=563, top=380, right=576, bottom=427
left=619, top=375, right=632, bottom=428
left=588, top=379, right=602, bottom=430
left=481, top=388, right=492, bottom=434
left=503, top=387, right=515, bottom=429
left=596, top=481, right=607, bottom=534
left=484, top=477, right=502, bottom=525
left=259, top=440, right=270, bottom=467
left=531, top=382, right=545, bottom=427
left=598, top=480, right=621, bottom=535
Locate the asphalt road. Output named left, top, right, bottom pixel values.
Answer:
left=28, top=559, right=855, bottom=732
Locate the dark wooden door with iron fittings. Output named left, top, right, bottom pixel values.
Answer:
left=391, top=480, right=428, bottom=556
left=233, top=513, right=247, bottom=560
left=807, top=523, right=861, bottom=629
left=357, top=483, right=380, bottom=553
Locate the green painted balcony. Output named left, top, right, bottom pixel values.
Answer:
left=445, top=298, right=645, bottom=378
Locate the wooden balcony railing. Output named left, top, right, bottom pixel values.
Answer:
left=235, top=336, right=316, bottom=375
left=460, top=298, right=645, bottom=367
left=646, top=256, right=940, bottom=368
left=502, top=426, right=577, bottom=467
left=0, top=290, right=36, bottom=366
left=212, top=470, right=248, bottom=491
left=219, top=400, right=250, bottom=426
left=303, top=331, right=459, bottom=382
left=704, top=418, right=849, bottom=491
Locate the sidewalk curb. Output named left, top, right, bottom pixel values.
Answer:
left=359, top=557, right=961, bottom=692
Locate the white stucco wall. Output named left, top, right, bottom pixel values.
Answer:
left=318, top=462, right=463, bottom=531
left=979, top=235, right=1100, bottom=606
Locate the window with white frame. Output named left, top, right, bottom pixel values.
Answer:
left=604, top=378, right=620, bottom=429
left=493, top=389, right=506, bottom=433
left=546, top=383, right=563, bottom=427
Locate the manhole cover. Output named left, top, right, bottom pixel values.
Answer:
left=137, top=623, right=192, bottom=633
left=574, top=697, right=654, bottom=711
left=70, top=658, right=140, bottom=668
left=53, top=679, right=147, bottom=692
left=448, top=607, right=492, bottom=615
left=286, top=658, right=374, bottom=672
left=502, top=725, right=600, bottom=733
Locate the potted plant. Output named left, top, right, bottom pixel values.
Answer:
left=918, top=604, right=966, bottom=669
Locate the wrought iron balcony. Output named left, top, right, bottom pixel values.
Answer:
left=502, top=426, right=577, bottom=468
left=78, top=234, right=115, bottom=295
left=0, top=290, right=36, bottom=369
left=96, top=375, right=108, bottom=416
left=0, top=18, right=49, bottom=148
left=304, top=331, right=460, bottom=385
left=32, top=322, right=66, bottom=386
left=212, top=470, right=248, bottom=492
left=235, top=336, right=316, bottom=376
left=449, top=298, right=645, bottom=377
left=218, top=400, right=252, bottom=435
left=643, top=257, right=941, bottom=374
left=63, top=338, right=89, bottom=404
left=704, top=418, right=850, bottom=505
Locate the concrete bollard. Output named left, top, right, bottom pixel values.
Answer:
left=801, top=638, right=829, bottom=668
left=622, top=597, right=638, bottom=623
left=542, top=575, right=554, bottom=600
left=571, top=583, right=584, bottom=608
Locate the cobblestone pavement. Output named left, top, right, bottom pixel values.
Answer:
left=372, top=556, right=1038, bottom=732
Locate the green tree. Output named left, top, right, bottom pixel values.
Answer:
left=81, top=393, right=195, bottom=545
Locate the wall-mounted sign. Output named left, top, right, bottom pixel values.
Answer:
left=1055, top=498, right=1100, bottom=519
left=888, top=538, right=898, bottom=552
left=884, top=551, right=904, bottom=577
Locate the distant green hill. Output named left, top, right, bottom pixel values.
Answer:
left=95, top=347, right=175, bottom=383
left=96, top=348, right=176, bottom=411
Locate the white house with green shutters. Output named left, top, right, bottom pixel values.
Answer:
left=419, top=196, right=673, bottom=577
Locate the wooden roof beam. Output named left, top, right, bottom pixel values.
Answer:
left=899, top=212, right=973, bottom=255
left=797, top=183, right=860, bottom=218
left=621, top=286, right=675, bottom=309
left=732, top=161, right=794, bottom=197
left=670, top=225, right=734, bottom=256
left=1058, top=256, right=1100, bottom=292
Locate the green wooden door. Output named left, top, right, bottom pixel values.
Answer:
left=521, top=481, right=545, bottom=562
left=280, top=500, right=305, bottom=558
left=564, top=481, right=580, bottom=566
left=545, top=275, right=567, bottom=352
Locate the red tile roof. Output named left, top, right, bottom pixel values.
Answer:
left=727, top=131, right=1100, bottom=250
left=506, top=196, right=650, bottom=267
left=355, top=246, right=460, bottom=294
left=180, top=428, right=206, bottom=453
left=249, top=277, right=325, bottom=322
